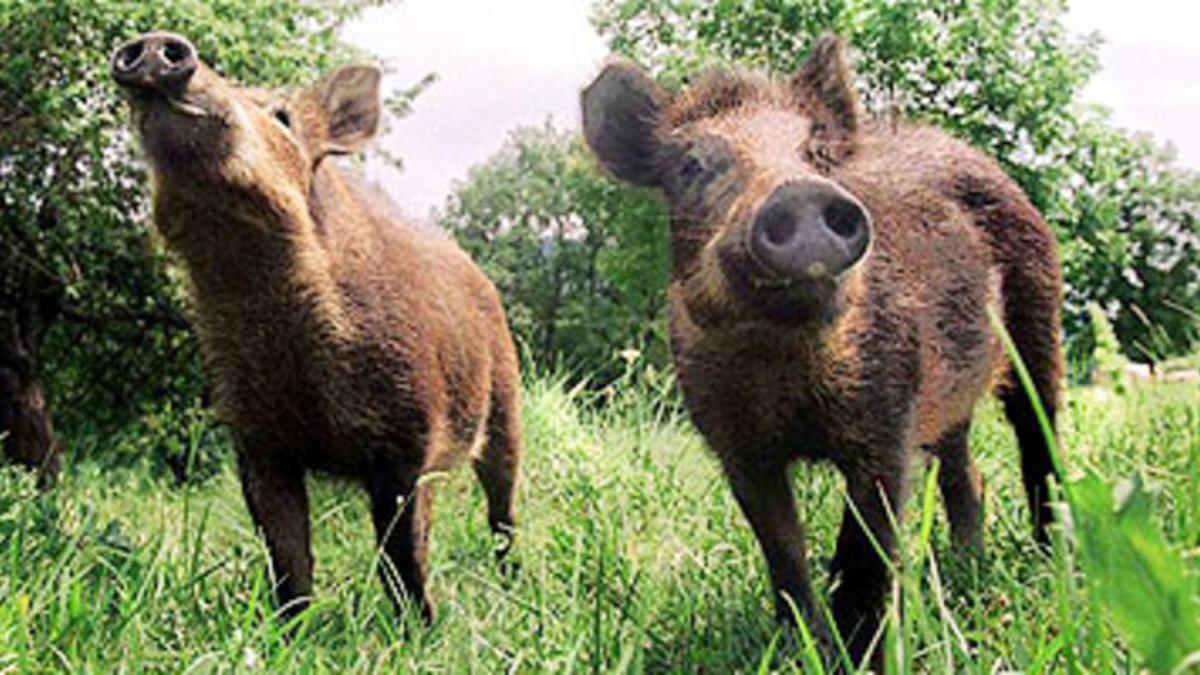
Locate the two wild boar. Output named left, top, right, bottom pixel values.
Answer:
left=111, top=29, right=1062, bottom=666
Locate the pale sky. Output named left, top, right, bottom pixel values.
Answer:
left=342, top=1, right=1200, bottom=218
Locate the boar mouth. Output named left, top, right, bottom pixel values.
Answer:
left=717, top=246, right=840, bottom=323
left=721, top=245, right=795, bottom=290
left=719, top=248, right=791, bottom=293
left=127, top=89, right=217, bottom=120
left=123, top=89, right=235, bottom=175
left=124, top=89, right=234, bottom=161
left=163, top=97, right=208, bottom=118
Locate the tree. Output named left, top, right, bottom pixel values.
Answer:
left=438, top=124, right=672, bottom=383
left=591, top=0, right=1200, bottom=364
left=0, top=0, right=402, bottom=480
left=1058, top=122, right=1200, bottom=367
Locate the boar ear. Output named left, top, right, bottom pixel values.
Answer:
left=581, top=60, right=668, bottom=187
left=792, top=34, right=861, bottom=136
left=319, top=65, right=383, bottom=155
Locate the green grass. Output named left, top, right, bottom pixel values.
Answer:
left=0, top=376, right=1198, bottom=672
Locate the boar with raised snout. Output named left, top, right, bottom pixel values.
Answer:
left=111, top=32, right=523, bottom=624
left=582, top=35, right=1062, bottom=664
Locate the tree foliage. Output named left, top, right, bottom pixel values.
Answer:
left=438, top=124, right=672, bottom=383
left=1060, top=123, right=1200, bottom=365
left=591, top=0, right=1200, bottom=364
left=0, top=0, right=394, bottom=474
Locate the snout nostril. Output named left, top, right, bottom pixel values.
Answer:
left=115, top=42, right=144, bottom=72
left=762, top=213, right=797, bottom=247
left=823, top=200, right=865, bottom=240
left=162, top=39, right=191, bottom=66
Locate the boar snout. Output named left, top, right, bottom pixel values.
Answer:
left=748, top=180, right=870, bottom=280
left=111, top=32, right=197, bottom=94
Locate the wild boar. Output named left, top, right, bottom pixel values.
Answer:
left=0, top=316, right=60, bottom=486
left=111, top=32, right=523, bottom=624
left=582, top=35, right=1062, bottom=664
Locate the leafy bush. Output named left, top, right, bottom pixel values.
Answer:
left=1070, top=473, right=1200, bottom=673
left=69, top=400, right=230, bottom=486
left=439, top=125, right=673, bottom=384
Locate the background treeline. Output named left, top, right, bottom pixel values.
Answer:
left=2, top=0, right=1198, bottom=480
left=441, top=0, right=1200, bottom=383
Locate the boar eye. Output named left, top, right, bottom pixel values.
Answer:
left=273, top=109, right=292, bottom=128
left=679, top=155, right=705, bottom=183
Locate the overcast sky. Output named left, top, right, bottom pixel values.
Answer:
left=342, top=1, right=1200, bottom=218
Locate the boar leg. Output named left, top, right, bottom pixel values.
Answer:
left=725, top=460, right=827, bottom=640
left=830, top=466, right=905, bottom=667
left=994, top=217, right=1063, bottom=546
left=237, top=452, right=313, bottom=622
left=929, top=420, right=984, bottom=550
left=1000, top=371, right=1059, bottom=545
left=370, top=467, right=435, bottom=623
left=473, top=381, right=522, bottom=562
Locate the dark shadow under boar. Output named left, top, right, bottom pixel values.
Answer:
left=111, top=33, right=522, bottom=624
left=582, top=35, right=1062, bottom=666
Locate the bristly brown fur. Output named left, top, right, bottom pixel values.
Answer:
left=665, top=69, right=785, bottom=128
left=582, top=33, right=1063, bottom=669
left=792, top=34, right=861, bottom=136
left=119, top=38, right=523, bottom=626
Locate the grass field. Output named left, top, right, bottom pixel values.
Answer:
left=0, top=374, right=1197, bottom=672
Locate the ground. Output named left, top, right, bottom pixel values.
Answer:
left=0, top=375, right=1196, bottom=672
